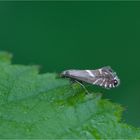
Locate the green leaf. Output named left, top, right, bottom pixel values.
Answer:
left=0, top=52, right=139, bottom=139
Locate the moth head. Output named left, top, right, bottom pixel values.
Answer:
left=102, top=66, right=120, bottom=89
left=111, top=75, right=120, bottom=88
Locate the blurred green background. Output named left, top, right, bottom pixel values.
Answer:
left=0, top=1, right=140, bottom=127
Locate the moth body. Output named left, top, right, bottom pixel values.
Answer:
left=61, top=66, right=120, bottom=89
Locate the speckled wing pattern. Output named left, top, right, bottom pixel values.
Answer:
left=61, top=66, right=120, bottom=89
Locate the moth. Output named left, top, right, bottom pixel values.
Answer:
left=60, top=66, right=120, bottom=89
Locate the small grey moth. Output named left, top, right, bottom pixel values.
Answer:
left=60, top=66, right=120, bottom=89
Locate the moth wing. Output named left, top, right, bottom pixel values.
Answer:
left=65, top=70, right=102, bottom=85
left=65, top=70, right=92, bottom=81
left=101, top=66, right=113, bottom=73
left=85, top=68, right=114, bottom=88
left=61, top=67, right=118, bottom=89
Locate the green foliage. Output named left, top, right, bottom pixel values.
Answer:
left=0, top=52, right=139, bottom=139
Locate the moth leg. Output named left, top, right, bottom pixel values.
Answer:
left=69, top=79, right=89, bottom=94
left=74, top=80, right=89, bottom=94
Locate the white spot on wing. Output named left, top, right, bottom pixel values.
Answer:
left=100, top=79, right=105, bottom=86
left=105, top=82, right=107, bottom=88
left=93, top=79, right=100, bottom=85
left=86, top=70, right=95, bottom=77
left=99, top=69, right=102, bottom=74
left=104, top=72, right=108, bottom=75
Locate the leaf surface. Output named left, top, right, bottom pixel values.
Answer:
left=0, top=52, right=139, bottom=139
